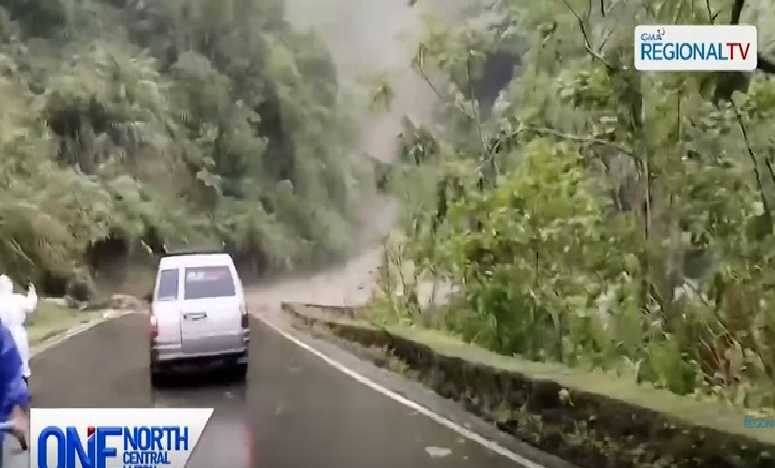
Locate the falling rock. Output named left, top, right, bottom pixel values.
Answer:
left=425, top=446, right=452, bottom=458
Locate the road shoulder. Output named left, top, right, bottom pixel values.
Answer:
left=30, top=303, right=133, bottom=358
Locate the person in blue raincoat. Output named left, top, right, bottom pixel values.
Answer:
left=0, top=321, right=30, bottom=466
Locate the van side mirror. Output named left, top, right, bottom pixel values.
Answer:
left=143, top=292, right=153, bottom=303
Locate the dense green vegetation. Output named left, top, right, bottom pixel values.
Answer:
left=375, top=0, right=775, bottom=411
left=0, top=0, right=371, bottom=295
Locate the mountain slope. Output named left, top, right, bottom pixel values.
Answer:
left=0, top=0, right=373, bottom=295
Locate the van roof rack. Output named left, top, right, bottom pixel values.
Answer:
left=162, top=248, right=226, bottom=257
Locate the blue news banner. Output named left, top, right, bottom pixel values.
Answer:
left=30, top=408, right=213, bottom=468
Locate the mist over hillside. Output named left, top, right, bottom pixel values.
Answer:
left=284, top=1, right=442, bottom=163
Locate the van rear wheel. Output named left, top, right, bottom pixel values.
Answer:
left=150, top=368, right=164, bottom=387
left=233, top=363, right=248, bottom=381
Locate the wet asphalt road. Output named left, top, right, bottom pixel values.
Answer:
left=29, top=313, right=521, bottom=468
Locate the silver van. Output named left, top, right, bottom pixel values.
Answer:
left=148, top=252, right=249, bottom=385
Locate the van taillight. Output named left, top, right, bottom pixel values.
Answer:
left=149, top=315, right=158, bottom=340
left=240, top=306, right=249, bottom=329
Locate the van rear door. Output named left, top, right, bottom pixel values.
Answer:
left=152, top=268, right=183, bottom=344
left=180, top=265, right=243, bottom=355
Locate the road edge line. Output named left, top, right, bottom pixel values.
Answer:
left=31, top=309, right=134, bottom=358
left=255, top=314, right=547, bottom=468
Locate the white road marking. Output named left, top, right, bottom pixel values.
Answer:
left=31, top=310, right=133, bottom=358
left=255, top=314, right=547, bottom=468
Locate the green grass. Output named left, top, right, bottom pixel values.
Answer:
left=307, top=312, right=775, bottom=446
left=27, top=301, right=106, bottom=350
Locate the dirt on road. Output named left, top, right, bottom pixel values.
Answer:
left=245, top=193, right=454, bottom=318
left=247, top=244, right=383, bottom=310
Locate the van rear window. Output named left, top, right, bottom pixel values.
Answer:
left=184, top=266, right=236, bottom=300
left=156, top=269, right=179, bottom=301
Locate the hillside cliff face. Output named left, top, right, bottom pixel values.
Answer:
left=0, top=0, right=376, bottom=296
